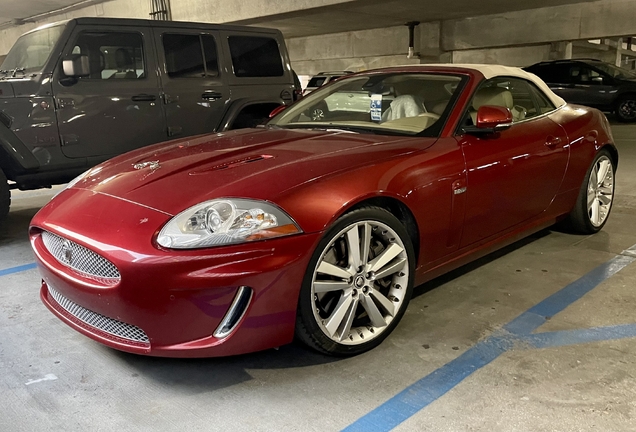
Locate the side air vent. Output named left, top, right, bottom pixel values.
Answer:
left=213, top=286, right=253, bottom=338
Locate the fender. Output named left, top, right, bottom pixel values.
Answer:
left=0, top=121, right=40, bottom=178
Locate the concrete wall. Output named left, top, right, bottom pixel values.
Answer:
left=2, top=0, right=636, bottom=74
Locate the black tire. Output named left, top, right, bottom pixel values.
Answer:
left=0, top=168, right=10, bottom=221
left=562, top=149, right=615, bottom=234
left=295, top=206, right=415, bottom=356
left=615, top=95, right=636, bottom=123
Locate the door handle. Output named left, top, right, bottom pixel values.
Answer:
left=131, top=94, right=157, bottom=102
left=202, top=91, right=222, bottom=100
left=545, top=136, right=562, bottom=148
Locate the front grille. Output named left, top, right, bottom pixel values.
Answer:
left=41, top=231, right=120, bottom=285
left=48, top=284, right=150, bottom=344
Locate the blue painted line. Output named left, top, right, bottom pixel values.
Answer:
left=504, top=253, right=636, bottom=335
left=520, top=323, right=636, bottom=349
left=0, top=262, right=37, bottom=277
left=343, top=246, right=636, bottom=432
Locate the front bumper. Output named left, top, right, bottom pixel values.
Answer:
left=31, top=188, right=320, bottom=357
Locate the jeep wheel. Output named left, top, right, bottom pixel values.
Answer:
left=615, top=95, right=636, bottom=123
left=0, top=168, right=10, bottom=221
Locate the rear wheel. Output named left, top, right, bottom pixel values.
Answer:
left=0, top=168, right=10, bottom=221
left=295, top=207, right=415, bottom=356
left=562, top=149, right=615, bottom=234
left=615, top=95, right=636, bottom=123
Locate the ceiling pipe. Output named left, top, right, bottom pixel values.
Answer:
left=405, top=21, right=420, bottom=59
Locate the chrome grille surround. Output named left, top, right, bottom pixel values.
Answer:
left=48, top=284, right=150, bottom=344
left=41, top=231, right=120, bottom=285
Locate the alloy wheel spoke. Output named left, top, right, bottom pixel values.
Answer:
left=324, top=291, right=354, bottom=337
left=360, top=222, right=372, bottom=267
left=317, top=261, right=354, bottom=280
left=359, top=294, right=387, bottom=328
left=345, top=225, right=361, bottom=269
left=590, top=198, right=600, bottom=225
left=587, top=189, right=596, bottom=209
left=338, top=297, right=359, bottom=341
left=370, top=290, right=396, bottom=317
left=314, top=280, right=350, bottom=293
left=598, top=194, right=612, bottom=206
left=596, top=160, right=610, bottom=187
left=367, top=243, right=404, bottom=273
left=373, top=257, right=407, bottom=280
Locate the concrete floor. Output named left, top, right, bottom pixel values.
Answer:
left=1, top=122, right=635, bottom=432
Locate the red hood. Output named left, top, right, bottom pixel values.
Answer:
left=71, top=128, right=435, bottom=215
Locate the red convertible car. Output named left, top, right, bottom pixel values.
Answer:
left=30, top=64, right=617, bottom=357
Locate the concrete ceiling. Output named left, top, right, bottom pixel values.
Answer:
left=0, top=0, right=594, bottom=37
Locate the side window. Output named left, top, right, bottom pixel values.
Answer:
left=69, top=31, right=145, bottom=80
left=162, top=33, right=218, bottom=78
left=569, top=65, right=602, bottom=84
left=464, top=77, right=546, bottom=126
left=227, top=36, right=284, bottom=77
left=528, top=83, right=556, bottom=114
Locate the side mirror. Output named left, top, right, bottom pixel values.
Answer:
left=591, top=76, right=603, bottom=84
left=269, top=105, right=286, bottom=118
left=62, top=54, right=90, bottom=78
left=464, top=105, right=513, bottom=134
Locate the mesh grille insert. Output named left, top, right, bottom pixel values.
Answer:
left=41, top=231, right=120, bottom=285
left=48, top=285, right=149, bottom=344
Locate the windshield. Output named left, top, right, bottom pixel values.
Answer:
left=592, top=62, right=636, bottom=80
left=1, top=24, right=64, bottom=74
left=270, top=72, right=464, bottom=136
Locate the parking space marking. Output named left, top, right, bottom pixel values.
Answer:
left=343, top=244, right=636, bottom=432
left=0, top=262, right=37, bottom=277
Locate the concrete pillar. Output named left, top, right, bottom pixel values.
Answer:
left=550, top=41, right=573, bottom=60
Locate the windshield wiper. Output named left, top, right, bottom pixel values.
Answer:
left=10, top=67, right=25, bottom=77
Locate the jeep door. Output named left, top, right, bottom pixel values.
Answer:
left=52, top=25, right=167, bottom=159
left=152, top=29, right=229, bottom=138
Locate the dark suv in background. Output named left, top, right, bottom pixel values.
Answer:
left=524, top=58, right=636, bottom=122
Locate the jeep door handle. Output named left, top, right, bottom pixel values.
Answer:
left=202, top=91, right=222, bottom=100
left=131, top=94, right=157, bottom=102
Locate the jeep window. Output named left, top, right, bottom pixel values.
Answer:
left=569, top=66, right=602, bottom=84
left=69, top=32, right=145, bottom=80
left=2, top=24, right=64, bottom=73
left=590, top=62, right=636, bottom=80
left=228, top=36, right=284, bottom=77
left=162, top=34, right=219, bottom=78
left=307, top=77, right=327, bottom=87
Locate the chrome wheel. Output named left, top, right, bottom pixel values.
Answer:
left=617, top=98, right=636, bottom=122
left=586, top=155, right=614, bottom=227
left=310, top=220, right=410, bottom=345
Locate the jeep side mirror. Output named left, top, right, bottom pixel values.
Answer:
left=62, top=54, right=90, bottom=78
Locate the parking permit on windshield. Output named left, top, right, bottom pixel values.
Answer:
left=370, top=94, right=382, bottom=121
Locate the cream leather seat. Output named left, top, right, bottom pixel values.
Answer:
left=470, top=86, right=525, bottom=123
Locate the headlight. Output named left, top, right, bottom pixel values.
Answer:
left=156, top=198, right=302, bottom=249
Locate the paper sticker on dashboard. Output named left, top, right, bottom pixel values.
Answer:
left=370, top=94, right=382, bottom=121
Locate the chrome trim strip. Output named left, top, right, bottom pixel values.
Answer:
left=213, top=286, right=253, bottom=338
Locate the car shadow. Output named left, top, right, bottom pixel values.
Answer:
left=106, top=342, right=338, bottom=393
left=412, top=229, right=551, bottom=299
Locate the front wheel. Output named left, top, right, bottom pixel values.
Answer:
left=0, top=168, right=10, bottom=221
left=562, top=149, right=615, bottom=234
left=295, top=207, right=415, bottom=356
left=615, top=95, right=636, bottom=123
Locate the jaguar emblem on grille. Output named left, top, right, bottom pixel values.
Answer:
left=60, top=240, right=73, bottom=265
